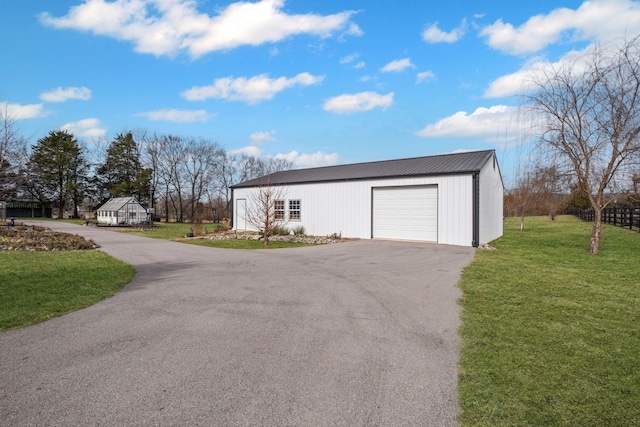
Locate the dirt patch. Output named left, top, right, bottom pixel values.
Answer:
left=0, top=223, right=98, bottom=251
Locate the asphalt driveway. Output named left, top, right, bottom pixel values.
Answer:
left=0, top=222, right=475, bottom=426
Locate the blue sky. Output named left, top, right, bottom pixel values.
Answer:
left=2, top=0, right=640, bottom=183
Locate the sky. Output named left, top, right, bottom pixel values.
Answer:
left=3, top=0, right=640, bottom=184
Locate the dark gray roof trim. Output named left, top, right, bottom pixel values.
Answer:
left=232, top=150, right=496, bottom=188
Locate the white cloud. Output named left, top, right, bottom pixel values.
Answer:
left=380, top=58, right=415, bottom=73
left=273, top=150, right=340, bottom=168
left=250, top=130, right=276, bottom=145
left=422, top=19, right=467, bottom=43
left=484, top=45, right=597, bottom=98
left=182, top=72, right=324, bottom=104
left=39, top=0, right=361, bottom=58
left=229, top=147, right=339, bottom=168
left=345, top=22, right=364, bottom=37
left=415, top=105, right=529, bottom=142
left=323, top=92, right=393, bottom=114
left=1, top=102, right=48, bottom=119
left=416, top=70, right=436, bottom=83
left=60, top=118, right=107, bottom=138
left=339, top=53, right=365, bottom=69
left=230, top=130, right=275, bottom=157
left=230, top=145, right=263, bottom=157
left=484, top=58, right=551, bottom=98
left=340, top=53, right=359, bottom=64
left=136, top=108, right=212, bottom=122
left=40, top=86, right=91, bottom=103
left=480, top=0, right=640, bottom=55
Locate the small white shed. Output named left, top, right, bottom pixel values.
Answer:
left=96, top=197, right=148, bottom=226
left=231, top=150, right=503, bottom=247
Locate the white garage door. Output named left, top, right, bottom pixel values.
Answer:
left=373, top=185, right=438, bottom=242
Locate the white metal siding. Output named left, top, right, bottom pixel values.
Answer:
left=373, top=186, right=437, bottom=241
left=235, top=198, right=247, bottom=231
left=478, top=154, right=504, bottom=244
left=233, top=174, right=475, bottom=246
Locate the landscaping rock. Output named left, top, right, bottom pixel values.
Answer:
left=0, top=223, right=99, bottom=251
left=202, top=232, right=346, bottom=245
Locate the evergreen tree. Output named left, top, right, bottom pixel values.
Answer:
left=29, top=130, right=88, bottom=218
left=98, top=132, right=151, bottom=203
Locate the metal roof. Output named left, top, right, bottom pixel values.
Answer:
left=232, top=150, right=496, bottom=188
left=97, top=197, right=142, bottom=211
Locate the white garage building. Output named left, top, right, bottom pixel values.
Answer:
left=231, top=150, right=503, bottom=247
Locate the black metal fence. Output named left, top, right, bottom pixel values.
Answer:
left=567, top=207, right=640, bottom=232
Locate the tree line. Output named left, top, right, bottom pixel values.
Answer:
left=0, top=114, right=293, bottom=222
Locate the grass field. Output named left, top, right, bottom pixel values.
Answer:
left=459, top=215, right=640, bottom=426
left=115, top=221, right=202, bottom=239
left=184, top=237, right=312, bottom=249
left=15, top=219, right=311, bottom=249
left=114, top=222, right=312, bottom=249
left=0, top=251, right=135, bottom=332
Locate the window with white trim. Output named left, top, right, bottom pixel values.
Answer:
left=274, top=200, right=285, bottom=220
left=289, top=199, right=301, bottom=221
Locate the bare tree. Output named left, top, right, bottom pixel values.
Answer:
left=138, top=131, right=164, bottom=217
left=510, top=171, right=535, bottom=231
left=530, top=165, right=566, bottom=220
left=213, top=152, right=240, bottom=219
left=183, top=138, right=223, bottom=222
left=528, top=37, right=640, bottom=254
left=243, top=179, right=287, bottom=246
left=631, top=173, right=640, bottom=204
left=148, top=134, right=187, bottom=222
left=214, top=153, right=295, bottom=219
left=0, top=104, right=27, bottom=200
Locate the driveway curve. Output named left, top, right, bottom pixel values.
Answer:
left=0, top=222, right=475, bottom=426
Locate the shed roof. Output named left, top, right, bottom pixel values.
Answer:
left=97, top=197, right=143, bottom=211
left=232, top=150, right=497, bottom=188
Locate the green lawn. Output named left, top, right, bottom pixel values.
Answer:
left=185, top=238, right=311, bottom=249
left=0, top=251, right=135, bottom=332
left=115, top=222, right=311, bottom=249
left=114, top=221, right=201, bottom=239
left=14, top=217, right=87, bottom=225
left=459, top=215, right=640, bottom=426
left=15, top=219, right=312, bottom=249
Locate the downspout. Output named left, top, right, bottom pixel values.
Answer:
left=472, top=172, right=480, bottom=248
left=370, top=187, right=374, bottom=238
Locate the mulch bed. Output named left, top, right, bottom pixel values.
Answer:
left=0, top=223, right=98, bottom=251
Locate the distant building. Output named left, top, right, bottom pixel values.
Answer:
left=3, top=199, right=52, bottom=219
left=96, top=197, right=148, bottom=226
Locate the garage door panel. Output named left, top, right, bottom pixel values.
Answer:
left=373, top=186, right=437, bottom=242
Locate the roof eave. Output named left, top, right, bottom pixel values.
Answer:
left=231, top=169, right=486, bottom=189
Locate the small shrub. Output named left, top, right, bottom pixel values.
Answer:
left=291, top=225, right=306, bottom=236
left=213, top=223, right=229, bottom=232
left=192, top=222, right=203, bottom=236
left=272, top=225, right=290, bottom=236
